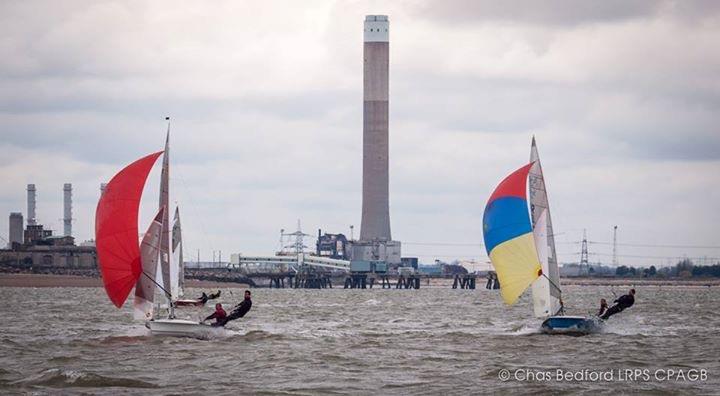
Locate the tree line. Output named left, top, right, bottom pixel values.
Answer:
left=613, top=259, right=720, bottom=278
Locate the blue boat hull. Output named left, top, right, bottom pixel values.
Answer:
left=541, top=316, right=603, bottom=335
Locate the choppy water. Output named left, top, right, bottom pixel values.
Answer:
left=1, top=285, right=718, bottom=395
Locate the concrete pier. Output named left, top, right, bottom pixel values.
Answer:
left=452, top=274, right=477, bottom=289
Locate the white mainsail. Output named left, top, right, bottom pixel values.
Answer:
left=529, top=137, right=562, bottom=315
left=159, top=127, right=171, bottom=292
left=134, top=208, right=164, bottom=320
left=531, top=210, right=560, bottom=317
left=171, top=206, right=184, bottom=299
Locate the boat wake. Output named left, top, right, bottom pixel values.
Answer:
left=507, top=323, right=542, bottom=336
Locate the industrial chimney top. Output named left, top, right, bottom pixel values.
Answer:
left=364, top=15, right=389, bottom=42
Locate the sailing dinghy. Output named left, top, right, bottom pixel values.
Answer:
left=96, top=126, right=222, bottom=338
left=482, top=138, right=601, bottom=335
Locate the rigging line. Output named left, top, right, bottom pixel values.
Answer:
left=540, top=272, right=562, bottom=296
left=142, top=270, right=172, bottom=300
left=538, top=273, right=565, bottom=316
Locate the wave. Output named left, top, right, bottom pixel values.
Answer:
left=12, top=368, right=158, bottom=389
left=0, top=368, right=16, bottom=378
left=47, top=355, right=81, bottom=364
left=236, top=329, right=287, bottom=341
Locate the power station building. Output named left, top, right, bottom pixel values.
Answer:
left=8, top=212, right=23, bottom=248
left=352, top=15, right=401, bottom=265
left=2, top=184, right=96, bottom=273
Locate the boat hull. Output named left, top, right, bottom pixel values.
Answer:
left=174, top=299, right=205, bottom=307
left=146, top=318, right=223, bottom=338
left=541, top=315, right=602, bottom=335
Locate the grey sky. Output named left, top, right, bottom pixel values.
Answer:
left=1, top=0, right=719, bottom=267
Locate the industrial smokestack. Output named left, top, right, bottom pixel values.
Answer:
left=100, top=183, right=107, bottom=196
left=63, top=183, right=72, bottom=237
left=27, top=184, right=36, bottom=226
left=360, top=15, right=391, bottom=242
left=353, top=15, right=402, bottom=265
left=8, top=212, right=23, bottom=248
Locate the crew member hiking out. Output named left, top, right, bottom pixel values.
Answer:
left=598, top=298, right=608, bottom=317
left=215, top=290, right=252, bottom=327
left=202, top=303, right=227, bottom=327
left=600, top=289, right=635, bottom=320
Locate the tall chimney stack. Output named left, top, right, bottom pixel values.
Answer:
left=63, top=183, right=72, bottom=237
left=352, top=15, right=401, bottom=265
left=360, top=15, right=391, bottom=242
left=27, top=184, right=36, bottom=226
left=100, top=183, right=107, bottom=196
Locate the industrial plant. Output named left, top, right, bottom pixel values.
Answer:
left=0, top=183, right=97, bottom=274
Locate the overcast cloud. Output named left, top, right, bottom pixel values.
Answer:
left=1, top=0, right=719, bottom=267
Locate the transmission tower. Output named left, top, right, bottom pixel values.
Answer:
left=281, top=219, right=312, bottom=256
left=580, top=229, right=589, bottom=266
left=612, top=225, right=619, bottom=266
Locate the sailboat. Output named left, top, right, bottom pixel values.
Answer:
left=482, top=138, right=601, bottom=335
left=96, top=124, right=220, bottom=338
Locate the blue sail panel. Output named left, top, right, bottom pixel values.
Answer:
left=483, top=196, right=532, bottom=254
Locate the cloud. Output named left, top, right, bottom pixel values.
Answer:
left=407, top=0, right=720, bottom=27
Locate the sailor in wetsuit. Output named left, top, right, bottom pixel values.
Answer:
left=202, top=303, right=227, bottom=327
left=598, top=298, right=609, bottom=317
left=196, top=290, right=221, bottom=305
left=216, top=290, right=253, bottom=327
left=600, top=289, right=635, bottom=320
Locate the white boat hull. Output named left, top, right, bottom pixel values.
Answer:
left=146, top=318, right=224, bottom=338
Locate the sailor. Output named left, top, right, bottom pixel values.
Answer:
left=600, top=289, right=635, bottom=320
left=598, top=298, right=609, bottom=317
left=557, top=297, right=565, bottom=315
left=198, top=292, right=209, bottom=305
left=202, top=303, right=227, bottom=327
left=207, top=290, right=221, bottom=300
left=217, top=290, right=253, bottom=326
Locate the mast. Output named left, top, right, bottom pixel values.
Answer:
left=159, top=118, right=171, bottom=294
left=528, top=137, right=561, bottom=299
left=172, top=206, right=184, bottom=298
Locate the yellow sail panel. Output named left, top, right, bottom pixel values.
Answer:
left=489, top=232, right=542, bottom=305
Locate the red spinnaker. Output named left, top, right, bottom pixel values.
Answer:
left=95, top=151, right=163, bottom=308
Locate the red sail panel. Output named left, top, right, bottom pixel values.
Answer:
left=95, top=151, right=163, bottom=308
left=487, top=162, right=535, bottom=203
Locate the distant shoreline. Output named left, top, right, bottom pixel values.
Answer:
left=0, top=273, right=717, bottom=288
left=560, top=277, right=720, bottom=287
left=0, top=273, right=252, bottom=288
